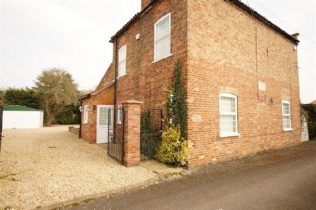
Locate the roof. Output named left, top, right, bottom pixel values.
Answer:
left=110, top=0, right=299, bottom=45
left=3, top=105, right=42, bottom=112
left=80, top=80, right=115, bottom=100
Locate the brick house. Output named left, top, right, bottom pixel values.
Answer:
left=80, top=0, right=301, bottom=167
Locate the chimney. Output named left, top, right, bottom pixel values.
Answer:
left=141, top=0, right=152, bottom=10
left=292, top=33, right=300, bottom=39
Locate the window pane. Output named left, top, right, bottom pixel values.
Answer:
left=84, top=106, right=89, bottom=123
left=99, top=108, right=108, bottom=126
left=220, top=96, right=236, bottom=113
left=156, top=16, right=169, bottom=40
left=283, top=116, right=291, bottom=129
left=118, top=46, right=126, bottom=77
left=118, top=61, right=126, bottom=77
left=119, top=46, right=126, bottom=62
left=220, top=115, right=236, bottom=133
left=282, top=103, right=290, bottom=115
left=155, top=36, right=170, bottom=60
left=154, top=14, right=171, bottom=60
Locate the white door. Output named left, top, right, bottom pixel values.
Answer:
left=97, top=105, right=114, bottom=144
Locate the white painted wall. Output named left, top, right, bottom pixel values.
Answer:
left=3, top=111, right=44, bottom=129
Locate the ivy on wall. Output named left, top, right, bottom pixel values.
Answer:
left=166, top=60, right=188, bottom=139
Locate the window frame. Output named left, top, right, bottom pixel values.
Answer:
left=282, top=100, right=293, bottom=131
left=117, top=104, right=123, bottom=125
left=83, top=105, right=89, bottom=124
left=219, top=93, right=239, bottom=138
left=154, top=13, right=172, bottom=62
left=118, top=45, right=127, bottom=78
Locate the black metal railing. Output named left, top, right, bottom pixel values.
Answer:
left=140, top=109, right=163, bottom=160
left=107, top=106, right=124, bottom=162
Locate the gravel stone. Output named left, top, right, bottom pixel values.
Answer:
left=0, top=127, right=156, bottom=210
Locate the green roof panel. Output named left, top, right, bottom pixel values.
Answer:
left=3, top=105, right=42, bottom=112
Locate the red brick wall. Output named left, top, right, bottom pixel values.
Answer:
left=123, top=101, right=142, bottom=167
left=141, top=0, right=152, bottom=9
left=81, top=85, right=115, bottom=143
left=96, top=64, right=115, bottom=91
left=114, top=0, right=188, bottom=120
left=82, top=0, right=301, bottom=167
left=186, top=0, right=301, bottom=166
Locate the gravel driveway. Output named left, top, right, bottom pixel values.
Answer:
left=0, top=127, right=156, bottom=210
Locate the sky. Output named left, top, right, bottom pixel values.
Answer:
left=0, top=0, right=315, bottom=103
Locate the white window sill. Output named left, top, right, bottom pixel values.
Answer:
left=283, top=128, right=293, bottom=132
left=220, top=133, right=240, bottom=138
left=153, top=53, right=173, bottom=64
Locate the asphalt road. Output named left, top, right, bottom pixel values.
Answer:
left=68, top=143, right=316, bottom=210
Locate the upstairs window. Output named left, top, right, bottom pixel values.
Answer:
left=83, top=105, right=89, bottom=124
left=154, top=13, right=171, bottom=61
left=282, top=101, right=292, bottom=131
left=118, top=45, right=127, bottom=78
left=219, top=93, right=239, bottom=137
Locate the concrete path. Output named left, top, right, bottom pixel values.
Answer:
left=67, top=142, right=316, bottom=210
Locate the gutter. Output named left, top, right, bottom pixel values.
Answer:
left=110, top=0, right=299, bottom=45
left=110, top=0, right=158, bottom=43
left=225, top=0, right=299, bottom=45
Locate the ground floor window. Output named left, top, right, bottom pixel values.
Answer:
left=83, top=105, right=89, bottom=124
left=282, top=101, right=292, bottom=131
left=219, top=93, right=238, bottom=137
left=117, top=104, right=123, bottom=124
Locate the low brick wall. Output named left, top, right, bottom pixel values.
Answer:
left=68, top=126, right=80, bottom=136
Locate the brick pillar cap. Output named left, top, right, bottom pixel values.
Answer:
left=122, top=100, right=143, bottom=105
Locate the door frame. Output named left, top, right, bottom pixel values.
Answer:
left=96, top=105, right=114, bottom=144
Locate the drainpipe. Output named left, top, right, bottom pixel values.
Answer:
left=113, top=39, right=118, bottom=143
left=79, top=99, right=82, bottom=138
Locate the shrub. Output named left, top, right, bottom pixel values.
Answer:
left=155, top=126, right=188, bottom=166
left=302, top=104, right=316, bottom=139
left=55, top=105, right=79, bottom=125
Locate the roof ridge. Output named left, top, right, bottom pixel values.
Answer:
left=110, top=0, right=299, bottom=45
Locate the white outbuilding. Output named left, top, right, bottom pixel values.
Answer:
left=3, top=105, right=44, bottom=129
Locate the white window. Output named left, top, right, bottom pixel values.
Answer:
left=154, top=13, right=171, bottom=61
left=219, top=93, right=239, bottom=137
left=282, top=101, right=292, bottom=131
left=117, top=104, right=123, bottom=124
left=118, top=45, right=127, bottom=78
left=83, top=105, right=89, bottom=124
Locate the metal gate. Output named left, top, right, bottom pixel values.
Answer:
left=141, top=109, right=163, bottom=160
left=107, top=106, right=124, bottom=162
left=0, top=106, right=3, bottom=153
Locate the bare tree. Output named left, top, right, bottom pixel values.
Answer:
left=35, top=68, right=79, bottom=126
